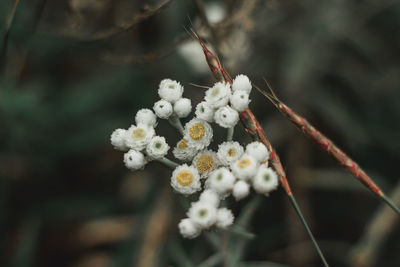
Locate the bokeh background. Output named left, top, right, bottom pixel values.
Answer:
left=1, top=0, right=400, bottom=266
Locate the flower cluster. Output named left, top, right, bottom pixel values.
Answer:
left=110, top=75, right=279, bottom=239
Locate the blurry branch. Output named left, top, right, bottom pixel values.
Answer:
left=61, top=0, right=170, bottom=41
left=349, top=180, right=400, bottom=267
left=69, top=216, right=135, bottom=248
left=135, top=188, right=171, bottom=267
left=194, top=0, right=222, bottom=57
left=101, top=31, right=189, bottom=64
left=215, top=0, right=258, bottom=29
left=69, top=253, right=111, bottom=267
left=0, top=0, right=20, bottom=73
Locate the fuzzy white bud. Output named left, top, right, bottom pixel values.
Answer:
left=135, top=109, right=157, bottom=128
left=174, top=98, right=192, bottom=118
left=252, top=165, right=279, bottom=195
left=246, top=142, right=270, bottom=163
left=158, top=79, right=183, bottom=103
left=232, top=180, right=250, bottom=200
left=195, top=101, right=215, bottom=122
left=146, top=136, right=170, bottom=159
left=124, top=150, right=146, bottom=170
left=205, top=82, right=231, bottom=108
left=178, top=218, right=201, bottom=239
left=153, top=99, right=173, bottom=119
left=199, top=189, right=220, bottom=207
left=111, top=128, right=128, bottom=151
left=230, top=90, right=250, bottom=112
left=216, top=208, right=234, bottom=229
left=232, top=74, right=252, bottom=94
left=187, top=201, right=217, bottom=229
left=214, top=106, right=239, bottom=128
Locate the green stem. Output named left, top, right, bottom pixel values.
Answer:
left=168, top=114, right=184, bottom=135
left=288, top=194, right=330, bottom=267
left=227, top=126, right=234, bottom=141
left=156, top=157, right=179, bottom=170
left=381, top=194, right=400, bottom=215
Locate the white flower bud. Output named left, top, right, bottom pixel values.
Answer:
left=158, top=79, right=183, bottom=103
left=252, top=165, right=279, bottom=195
left=173, top=139, right=198, bottom=162
left=246, top=142, right=270, bottom=163
left=125, top=124, right=155, bottom=151
left=195, top=101, right=215, bottom=122
left=184, top=118, right=213, bottom=150
left=146, top=136, right=170, bottom=159
left=232, top=180, right=250, bottom=201
left=216, top=208, right=234, bottom=229
left=124, top=149, right=146, bottom=170
left=153, top=99, right=173, bottom=119
left=217, top=141, right=244, bottom=166
left=232, top=74, right=252, bottom=94
left=206, top=167, right=235, bottom=197
left=205, top=82, right=231, bottom=108
left=199, top=189, right=220, bottom=207
left=171, top=164, right=201, bottom=195
left=187, top=201, right=217, bottom=229
left=135, top=109, right=157, bottom=127
left=111, top=128, right=128, bottom=151
left=179, top=218, right=201, bottom=239
left=214, top=106, right=239, bottom=128
left=231, top=154, right=259, bottom=181
left=230, top=90, right=250, bottom=112
left=174, top=98, right=192, bottom=118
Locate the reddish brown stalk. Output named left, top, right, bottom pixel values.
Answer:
left=189, top=28, right=329, bottom=266
left=255, top=82, right=400, bottom=215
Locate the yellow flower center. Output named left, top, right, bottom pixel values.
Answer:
left=176, top=170, right=194, bottom=186
left=196, top=154, right=214, bottom=174
left=189, top=123, right=205, bottom=140
left=131, top=128, right=146, bottom=140
left=178, top=139, right=188, bottom=150
left=237, top=158, right=251, bottom=169
left=227, top=148, right=237, bottom=157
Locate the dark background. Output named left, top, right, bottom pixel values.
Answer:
left=1, top=0, right=400, bottom=266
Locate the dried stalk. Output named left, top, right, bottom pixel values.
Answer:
left=187, top=28, right=329, bottom=267
left=255, top=82, right=400, bottom=215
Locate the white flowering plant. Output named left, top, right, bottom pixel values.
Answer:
left=110, top=75, right=279, bottom=239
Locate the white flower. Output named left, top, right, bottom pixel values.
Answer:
left=206, top=167, right=235, bottom=197
left=174, top=98, right=192, bottom=118
left=171, top=164, right=201, bottom=195
left=192, top=149, right=219, bottom=178
left=146, top=136, right=170, bottom=159
left=111, top=128, right=128, bottom=151
left=232, top=180, right=250, bottom=200
left=153, top=99, right=173, bottom=119
left=231, top=154, right=259, bottom=181
left=124, top=149, right=146, bottom=170
left=199, top=189, right=220, bottom=207
left=195, top=101, right=215, bottom=122
left=216, top=208, right=234, bottom=229
left=135, top=108, right=157, bottom=128
left=246, top=142, right=270, bottom=163
left=173, top=139, right=198, bottom=162
left=205, top=82, right=231, bottom=108
left=125, top=124, right=155, bottom=151
left=232, top=74, right=252, bottom=94
left=230, top=90, right=250, bottom=112
left=252, top=165, right=279, bottom=195
left=158, top=79, right=183, bottom=103
left=214, top=105, right=239, bottom=128
left=217, top=141, right=244, bottom=166
left=184, top=118, right=213, bottom=150
left=178, top=218, right=201, bottom=239
left=188, top=201, right=217, bottom=229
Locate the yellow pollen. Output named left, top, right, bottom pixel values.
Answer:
left=227, top=148, right=237, bottom=157
left=196, top=154, right=214, bottom=174
left=189, top=123, right=205, bottom=140
left=176, top=170, right=194, bottom=186
left=131, top=128, right=146, bottom=140
left=237, top=158, right=251, bottom=169
left=178, top=139, right=188, bottom=150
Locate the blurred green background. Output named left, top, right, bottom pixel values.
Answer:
left=1, top=0, right=400, bottom=266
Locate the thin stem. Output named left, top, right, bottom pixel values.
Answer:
left=381, top=194, right=400, bottom=215
left=168, top=114, right=184, bottom=135
left=1, top=0, right=20, bottom=72
left=155, top=157, right=179, bottom=170
left=227, top=126, right=234, bottom=141
left=288, top=195, right=330, bottom=267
